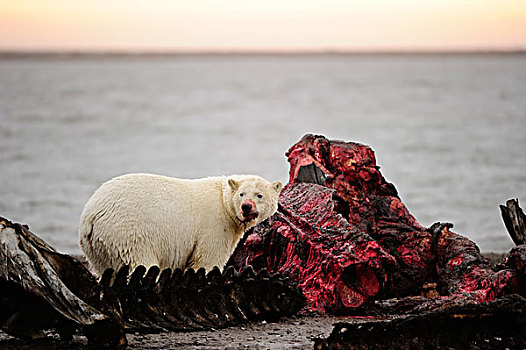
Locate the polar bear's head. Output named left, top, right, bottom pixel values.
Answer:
left=227, top=175, right=283, bottom=227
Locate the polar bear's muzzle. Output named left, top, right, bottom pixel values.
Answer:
left=241, top=200, right=259, bottom=223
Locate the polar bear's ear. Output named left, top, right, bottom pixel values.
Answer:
left=228, top=179, right=240, bottom=192
left=272, top=181, right=283, bottom=193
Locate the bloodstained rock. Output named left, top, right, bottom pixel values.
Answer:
left=229, top=134, right=526, bottom=314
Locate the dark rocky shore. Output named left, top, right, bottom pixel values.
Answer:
left=0, top=315, right=338, bottom=350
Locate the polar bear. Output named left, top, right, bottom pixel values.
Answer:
left=78, top=173, right=282, bottom=276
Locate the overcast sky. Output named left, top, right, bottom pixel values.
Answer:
left=1, top=0, right=525, bottom=51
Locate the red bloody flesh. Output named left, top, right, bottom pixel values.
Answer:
left=229, top=134, right=526, bottom=314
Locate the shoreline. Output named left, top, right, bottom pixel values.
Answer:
left=0, top=50, right=525, bottom=62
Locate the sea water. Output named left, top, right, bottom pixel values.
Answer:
left=1, top=53, right=525, bottom=253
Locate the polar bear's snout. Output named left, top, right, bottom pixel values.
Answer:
left=241, top=199, right=259, bottom=222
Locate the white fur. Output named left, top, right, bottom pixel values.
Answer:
left=79, top=173, right=282, bottom=276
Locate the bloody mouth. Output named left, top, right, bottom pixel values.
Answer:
left=241, top=212, right=259, bottom=223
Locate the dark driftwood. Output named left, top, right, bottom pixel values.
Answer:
left=500, top=198, right=526, bottom=245
left=314, top=294, right=526, bottom=350
left=0, top=217, right=125, bottom=349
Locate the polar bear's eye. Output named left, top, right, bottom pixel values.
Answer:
left=240, top=193, right=244, bottom=197
left=257, top=194, right=263, bottom=199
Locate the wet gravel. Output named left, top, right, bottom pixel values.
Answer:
left=0, top=315, right=343, bottom=350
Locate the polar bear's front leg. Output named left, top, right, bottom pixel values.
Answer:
left=184, top=238, right=232, bottom=272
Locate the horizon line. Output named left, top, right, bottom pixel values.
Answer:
left=1, top=47, right=526, bottom=58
